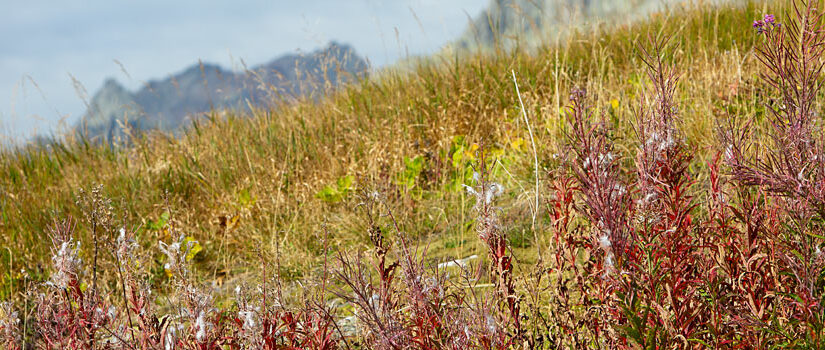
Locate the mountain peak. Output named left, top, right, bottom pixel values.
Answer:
left=453, top=0, right=693, bottom=51
left=78, top=42, right=367, bottom=142
left=101, top=78, right=126, bottom=91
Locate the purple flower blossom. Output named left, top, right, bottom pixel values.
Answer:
left=753, top=14, right=778, bottom=34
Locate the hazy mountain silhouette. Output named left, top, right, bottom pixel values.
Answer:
left=79, top=42, right=367, bottom=142
left=453, top=0, right=737, bottom=51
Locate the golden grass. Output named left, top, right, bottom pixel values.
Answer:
left=0, top=0, right=776, bottom=299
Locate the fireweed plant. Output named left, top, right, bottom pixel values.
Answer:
left=4, top=1, right=825, bottom=349
left=725, top=1, right=825, bottom=346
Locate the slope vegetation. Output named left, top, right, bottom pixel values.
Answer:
left=1, top=1, right=766, bottom=298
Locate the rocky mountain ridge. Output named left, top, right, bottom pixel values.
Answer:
left=453, top=0, right=738, bottom=51
left=79, top=42, right=367, bottom=142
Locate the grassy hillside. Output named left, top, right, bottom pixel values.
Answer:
left=1, top=0, right=769, bottom=301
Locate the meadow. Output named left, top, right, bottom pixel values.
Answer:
left=3, top=0, right=825, bottom=348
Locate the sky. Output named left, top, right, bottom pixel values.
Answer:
left=0, top=0, right=487, bottom=141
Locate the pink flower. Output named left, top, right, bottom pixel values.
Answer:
left=754, top=14, right=778, bottom=34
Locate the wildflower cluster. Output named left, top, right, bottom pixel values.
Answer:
left=753, top=13, right=779, bottom=34
left=464, top=151, right=522, bottom=345
left=0, top=302, right=21, bottom=350
left=47, top=229, right=82, bottom=290
left=4, top=2, right=825, bottom=349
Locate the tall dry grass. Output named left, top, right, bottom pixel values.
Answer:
left=5, top=0, right=825, bottom=347
left=0, top=2, right=770, bottom=303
